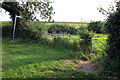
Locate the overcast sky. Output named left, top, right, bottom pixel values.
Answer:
left=0, top=0, right=115, bottom=22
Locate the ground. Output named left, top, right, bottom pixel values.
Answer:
left=73, top=61, right=99, bottom=72
left=2, top=38, right=101, bottom=78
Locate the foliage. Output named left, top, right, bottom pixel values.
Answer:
left=101, top=57, right=120, bottom=77
left=78, top=29, right=94, bottom=53
left=88, top=21, right=106, bottom=33
left=15, top=21, right=46, bottom=41
left=98, top=0, right=118, bottom=17
left=72, top=40, right=81, bottom=51
left=100, top=1, right=120, bottom=77
left=92, top=34, right=107, bottom=54
left=79, top=27, right=88, bottom=31
left=1, top=1, right=54, bottom=41
left=48, top=24, right=78, bottom=34
left=1, top=1, right=54, bottom=22
left=106, top=0, right=120, bottom=62
left=106, top=1, right=120, bottom=60
left=2, top=22, right=13, bottom=37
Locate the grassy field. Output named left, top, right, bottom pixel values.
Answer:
left=1, top=21, right=88, bottom=29
left=46, top=22, right=88, bottom=29
left=1, top=21, right=108, bottom=78
left=2, top=38, right=101, bottom=78
left=2, top=34, right=108, bottom=78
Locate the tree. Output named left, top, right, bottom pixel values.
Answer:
left=99, top=0, right=120, bottom=77
left=1, top=0, right=54, bottom=22
left=1, top=1, right=54, bottom=40
left=106, top=1, right=120, bottom=60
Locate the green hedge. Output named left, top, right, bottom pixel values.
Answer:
left=48, top=24, right=78, bottom=34
left=2, top=22, right=13, bottom=37
left=88, top=21, right=106, bottom=34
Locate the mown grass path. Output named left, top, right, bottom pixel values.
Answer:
left=2, top=38, right=100, bottom=78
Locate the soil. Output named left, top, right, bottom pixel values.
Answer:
left=64, top=60, right=99, bottom=72
left=73, top=61, right=99, bottom=72
left=0, top=68, right=3, bottom=71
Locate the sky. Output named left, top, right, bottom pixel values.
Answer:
left=0, top=0, right=115, bottom=22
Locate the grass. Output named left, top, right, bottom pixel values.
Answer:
left=2, top=38, right=101, bottom=78
left=2, top=37, right=107, bottom=78
left=1, top=21, right=88, bottom=29
left=92, top=34, right=108, bottom=54
left=46, top=22, right=88, bottom=29
left=1, top=21, right=108, bottom=78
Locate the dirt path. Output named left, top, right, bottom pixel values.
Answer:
left=0, top=68, right=3, bottom=71
left=73, top=61, right=99, bottom=72
left=64, top=60, right=99, bottom=72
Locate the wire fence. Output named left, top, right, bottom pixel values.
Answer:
left=43, top=33, right=93, bottom=53
left=17, top=21, right=107, bottom=53
left=44, top=33, right=81, bottom=40
left=43, top=33, right=107, bottom=53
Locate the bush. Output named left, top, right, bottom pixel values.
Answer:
left=106, top=12, right=120, bottom=60
left=2, top=21, right=46, bottom=41
left=15, top=21, right=45, bottom=41
left=88, top=21, right=106, bottom=33
left=73, top=40, right=80, bottom=51
left=101, top=57, right=120, bottom=77
left=101, top=1, right=120, bottom=78
left=48, top=24, right=78, bottom=34
left=2, top=22, right=13, bottom=37
left=74, top=29, right=94, bottom=53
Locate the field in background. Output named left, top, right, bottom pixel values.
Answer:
left=1, top=21, right=88, bottom=28
left=46, top=22, right=88, bottom=29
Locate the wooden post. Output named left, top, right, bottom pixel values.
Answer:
left=90, top=36, right=93, bottom=53
left=12, top=15, right=17, bottom=40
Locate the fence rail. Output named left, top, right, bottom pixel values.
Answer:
left=46, top=33, right=80, bottom=36
left=45, top=33, right=81, bottom=40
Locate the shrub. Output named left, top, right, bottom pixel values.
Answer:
left=79, top=27, right=87, bottom=31
left=102, top=57, right=120, bottom=77
left=2, top=22, right=13, bottom=37
left=101, top=1, right=120, bottom=78
left=106, top=12, right=120, bottom=60
left=78, top=29, right=94, bottom=53
left=48, top=24, right=78, bottom=34
left=15, top=21, right=45, bottom=41
left=88, top=21, right=106, bottom=33
left=73, top=40, right=80, bottom=51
